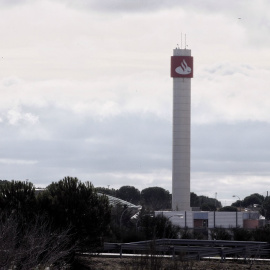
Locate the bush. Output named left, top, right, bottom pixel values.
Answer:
left=210, top=227, right=232, bottom=240
left=219, top=206, right=237, bottom=212
left=252, top=225, right=270, bottom=242
left=0, top=213, right=74, bottom=270
left=139, top=215, right=180, bottom=239
left=231, top=227, right=252, bottom=241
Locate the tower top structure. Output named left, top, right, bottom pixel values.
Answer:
left=173, top=48, right=191, bottom=56
left=171, top=49, right=193, bottom=78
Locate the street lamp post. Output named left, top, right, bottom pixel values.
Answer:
left=233, top=195, right=242, bottom=212
left=119, top=206, right=129, bottom=230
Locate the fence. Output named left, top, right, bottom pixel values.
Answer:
left=104, top=239, right=270, bottom=261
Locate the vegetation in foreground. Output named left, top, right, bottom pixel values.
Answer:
left=0, top=177, right=269, bottom=268
left=0, top=177, right=111, bottom=269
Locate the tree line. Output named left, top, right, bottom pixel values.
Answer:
left=96, top=185, right=270, bottom=215
left=0, top=177, right=269, bottom=268
left=95, top=186, right=222, bottom=211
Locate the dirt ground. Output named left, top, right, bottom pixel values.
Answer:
left=77, top=256, right=270, bottom=270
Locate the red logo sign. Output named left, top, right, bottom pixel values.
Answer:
left=171, top=56, right=193, bottom=78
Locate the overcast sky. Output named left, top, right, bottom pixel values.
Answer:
left=1, top=0, right=270, bottom=205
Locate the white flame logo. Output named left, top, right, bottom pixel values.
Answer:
left=175, top=59, right=192, bottom=75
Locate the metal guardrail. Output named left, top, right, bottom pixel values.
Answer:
left=104, top=239, right=270, bottom=261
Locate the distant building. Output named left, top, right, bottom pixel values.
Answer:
left=155, top=210, right=265, bottom=230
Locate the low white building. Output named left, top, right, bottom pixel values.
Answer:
left=155, top=211, right=264, bottom=229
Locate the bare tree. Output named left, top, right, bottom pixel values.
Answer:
left=0, top=213, right=75, bottom=270
left=0, top=213, right=17, bottom=268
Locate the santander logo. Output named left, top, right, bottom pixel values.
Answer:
left=171, top=56, right=193, bottom=78
left=175, top=59, right=192, bottom=75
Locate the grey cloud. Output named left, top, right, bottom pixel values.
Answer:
left=0, top=0, right=29, bottom=7
left=59, top=0, right=270, bottom=48
left=57, top=0, right=222, bottom=13
left=0, top=107, right=171, bottom=186
left=1, top=102, right=270, bottom=196
left=200, top=63, right=254, bottom=78
left=59, top=0, right=268, bottom=17
left=62, top=0, right=184, bottom=12
left=192, top=121, right=270, bottom=173
left=215, top=65, right=249, bottom=75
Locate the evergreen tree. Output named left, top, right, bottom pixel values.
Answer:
left=37, top=176, right=111, bottom=250
left=141, top=187, right=171, bottom=211
left=116, top=186, right=141, bottom=205
left=0, top=180, right=37, bottom=221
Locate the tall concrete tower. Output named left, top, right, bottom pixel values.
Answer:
left=171, top=48, right=193, bottom=211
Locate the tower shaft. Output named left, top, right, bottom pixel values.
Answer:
left=171, top=48, right=193, bottom=211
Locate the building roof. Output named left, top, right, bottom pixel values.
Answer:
left=97, top=193, right=141, bottom=209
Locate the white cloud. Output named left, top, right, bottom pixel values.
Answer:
left=0, top=72, right=171, bottom=121
left=82, top=169, right=172, bottom=191
left=191, top=172, right=270, bottom=206
left=192, top=63, right=270, bottom=124
left=0, top=158, right=37, bottom=165
left=6, top=109, right=39, bottom=125
left=0, top=0, right=270, bottom=204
